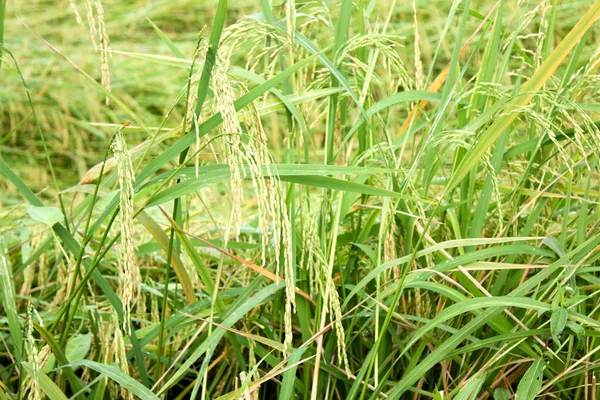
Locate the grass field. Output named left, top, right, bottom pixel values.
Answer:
left=3, top=0, right=600, bottom=399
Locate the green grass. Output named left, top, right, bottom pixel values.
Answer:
left=2, top=0, right=600, bottom=399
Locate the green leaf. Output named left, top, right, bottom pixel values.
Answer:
left=345, top=239, right=544, bottom=308
left=565, top=321, right=585, bottom=340
left=401, top=297, right=550, bottom=357
left=542, top=236, right=566, bottom=258
left=279, top=175, right=432, bottom=203
left=550, top=307, right=568, bottom=344
left=27, top=206, right=64, bottom=227
left=65, top=333, right=93, bottom=363
left=494, top=388, right=511, bottom=400
left=44, top=332, right=93, bottom=374
left=173, top=224, right=223, bottom=311
left=150, top=164, right=403, bottom=188
left=341, top=91, right=441, bottom=147
left=455, top=376, right=485, bottom=400
left=515, top=359, right=545, bottom=400
left=193, top=0, right=227, bottom=118
left=137, top=211, right=196, bottom=304
left=279, top=348, right=308, bottom=400
left=386, top=308, right=499, bottom=399
left=145, top=166, right=429, bottom=207
left=62, top=360, right=160, bottom=400
left=42, top=354, right=56, bottom=374
left=146, top=18, right=185, bottom=59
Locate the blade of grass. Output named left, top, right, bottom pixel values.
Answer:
left=147, top=17, right=185, bottom=59
left=385, top=233, right=600, bottom=398
left=0, top=237, right=23, bottom=365
left=137, top=211, right=196, bottom=305
left=62, top=360, right=160, bottom=400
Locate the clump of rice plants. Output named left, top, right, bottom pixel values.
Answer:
left=3, top=0, right=600, bottom=399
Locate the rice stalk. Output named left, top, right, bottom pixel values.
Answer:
left=83, top=0, right=98, bottom=51
left=5, top=1, right=600, bottom=398
left=411, top=0, right=424, bottom=89
left=110, top=127, right=140, bottom=335
left=104, top=314, right=134, bottom=400
left=68, top=0, right=84, bottom=26
left=23, top=304, right=40, bottom=400
left=95, top=0, right=111, bottom=105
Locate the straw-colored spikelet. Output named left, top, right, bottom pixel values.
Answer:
left=411, top=0, right=424, bottom=90
left=18, top=235, right=39, bottom=301
left=281, top=204, right=295, bottom=352
left=326, top=277, right=350, bottom=372
left=95, top=0, right=111, bottom=104
left=534, top=0, right=551, bottom=69
left=37, top=345, right=52, bottom=374
left=24, top=304, right=41, bottom=400
left=83, top=0, right=98, bottom=51
left=104, top=314, right=133, bottom=400
left=285, top=0, right=297, bottom=72
left=300, top=196, right=349, bottom=371
left=151, top=291, right=161, bottom=326
left=183, top=32, right=208, bottom=169
left=77, top=0, right=111, bottom=101
left=238, top=371, right=259, bottom=400
left=384, top=218, right=398, bottom=264
left=247, top=98, right=296, bottom=353
left=212, top=53, right=296, bottom=352
left=137, top=283, right=147, bottom=322
left=246, top=329, right=257, bottom=378
left=111, top=128, right=140, bottom=335
left=300, top=198, right=321, bottom=295
left=220, top=19, right=292, bottom=75
left=52, top=258, right=68, bottom=307
left=415, top=288, right=432, bottom=319
left=69, top=0, right=84, bottom=25
left=213, top=62, right=245, bottom=239
left=583, top=43, right=600, bottom=79
left=52, top=256, right=76, bottom=308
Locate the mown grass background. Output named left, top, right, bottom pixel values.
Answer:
left=3, top=0, right=600, bottom=399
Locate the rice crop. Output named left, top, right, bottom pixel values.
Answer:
left=3, top=1, right=600, bottom=399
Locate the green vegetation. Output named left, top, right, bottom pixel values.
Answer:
left=3, top=0, right=600, bottom=398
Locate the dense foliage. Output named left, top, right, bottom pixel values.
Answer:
left=3, top=0, right=600, bottom=399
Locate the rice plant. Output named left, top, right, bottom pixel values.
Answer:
left=3, top=0, right=600, bottom=399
